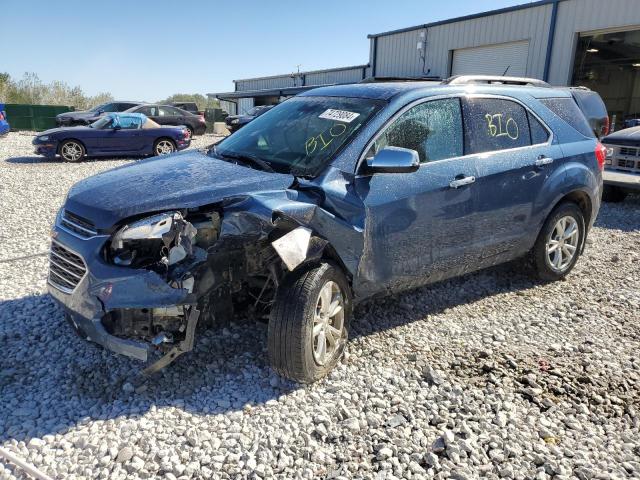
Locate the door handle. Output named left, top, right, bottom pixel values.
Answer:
left=535, top=156, right=554, bottom=167
left=449, top=176, right=476, bottom=189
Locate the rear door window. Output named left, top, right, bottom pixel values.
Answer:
left=159, top=106, right=182, bottom=117
left=138, top=106, right=158, bottom=116
left=371, top=98, right=464, bottom=163
left=463, top=98, right=531, bottom=154
left=540, top=97, right=594, bottom=138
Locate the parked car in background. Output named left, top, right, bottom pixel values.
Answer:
left=0, top=103, right=9, bottom=136
left=48, top=76, right=604, bottom=383
left=56, top=101, right=142, bottom=126
left=126, top=104, right=207, bottom=136
left=225, top=105, right=275, bottom=132
left=170, top=102, right=203, bottom=116
left=34, top=113, right=190, bottom=162
left=601, top=126, right=640, bottom=202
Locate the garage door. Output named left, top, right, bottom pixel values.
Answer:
left=451, top=40, right=529, bottom=77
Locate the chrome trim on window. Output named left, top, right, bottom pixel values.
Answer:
left=356, top=93, right=555, bottom=173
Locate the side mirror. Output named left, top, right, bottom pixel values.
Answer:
left=366, top=146, right=420, bottom=174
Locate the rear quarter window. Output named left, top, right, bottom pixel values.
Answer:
left=540, top=97, right=594, bottom=138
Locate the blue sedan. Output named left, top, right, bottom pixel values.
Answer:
left=32, top=113, right=191, bottom=162
left=0, top=103, right=9, bottom=137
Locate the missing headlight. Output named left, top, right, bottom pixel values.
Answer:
left=109, top=210, right=220, bottom=274
left=109, top=212, right=202, bottom=271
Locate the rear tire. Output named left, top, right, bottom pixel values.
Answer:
left=268, top=262, right=352, bottom=383
left=154, top=138, right=176, bottom=156
left=531, top=202, right=585, bottom=282
left=59, top=140, right=85, bottom=162
left=602, top=185, right=627, bottom=203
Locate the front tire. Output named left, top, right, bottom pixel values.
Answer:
left=59, top=140, right=85, bottom=162
left=154, top=138, right=176, bottom=156
left=268, top=262, right=352, bottom=383
left=531, top=202, right=585, bottom=282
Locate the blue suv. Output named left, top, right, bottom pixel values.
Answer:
left=48, top=76, right=604, bottom=382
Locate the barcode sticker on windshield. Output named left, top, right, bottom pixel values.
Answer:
left=319, top=109, right=360, bottom=123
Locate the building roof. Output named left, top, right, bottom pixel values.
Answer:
left=367, top=0, right=563, bottom=38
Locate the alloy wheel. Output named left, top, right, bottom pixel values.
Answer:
left=546, top=215, right=579, bottom=272
left=312, top=280, right=345, bottom=366
left=156, top=140, right=175, bottom=155
left=61, top=142, right=83, bottom=161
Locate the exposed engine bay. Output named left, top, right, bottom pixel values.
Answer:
left=98, top=206, right=330, bottom=375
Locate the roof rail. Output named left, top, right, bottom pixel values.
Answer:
left=443, top=75, right=551, bottom=88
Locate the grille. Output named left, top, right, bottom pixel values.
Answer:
left=616, top=158, right=638, bottom=169
left=60, top=210, right=97, bottom=239
left=619, top=147, right=639, bottom=157
left=49, top=241, right=87, bottom=293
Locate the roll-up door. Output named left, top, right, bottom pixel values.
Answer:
left=451, top=41, right=529, bottom=77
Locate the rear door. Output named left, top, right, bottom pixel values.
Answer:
left=137, top=105, right=160, bottom=123
left=157, top=106, right=184, bottom=127
left=462, top=96, right=564, bottom=265
left=355, top=97, right=480, bottom=294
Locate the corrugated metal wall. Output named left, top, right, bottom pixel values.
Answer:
left=236, top=76, right=297, bottom=92
left=548, top=0, right=640, bottom=85
left=237, top=98, right=255, bottom=115
left=373, top=3, right=553, bottom=79
left=235, top=66, right=368, bottom=92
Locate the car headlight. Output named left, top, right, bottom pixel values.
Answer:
left=231, top=119, right=239, bottom=124
left=605, top=147, right=614, bottom=159
left=37, top=135, right=49, bottom=142
left=110, top=212, right=185, bottom=266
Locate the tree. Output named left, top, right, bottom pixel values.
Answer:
left=0, top=72, right=112, bottom=108
left=161, top=93, right=219, bottom=110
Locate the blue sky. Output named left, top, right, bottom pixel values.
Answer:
left=3, top=0, right=527, bottom=100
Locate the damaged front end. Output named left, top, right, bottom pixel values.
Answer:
left=49, top=188, right=357, bottom=376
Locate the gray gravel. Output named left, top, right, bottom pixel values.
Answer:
left=1, top=131, right=639, bottom=479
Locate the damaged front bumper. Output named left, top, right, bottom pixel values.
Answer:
left=47, top=225, right=193, bottom=362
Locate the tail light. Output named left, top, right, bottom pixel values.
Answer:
left=595, top=142, right=607, bottom=171
left=181, top=129, right=190, bottom=140
left=198, top=114, right=205, bottom=123
left=0, top=111, right=4, bottom=121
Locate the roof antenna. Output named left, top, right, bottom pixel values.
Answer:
left=502, top=65, right=511, bottom=76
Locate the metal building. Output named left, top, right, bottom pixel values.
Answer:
left=211, top=64, right=369, bottom=115
left=211, top=0, right=640, bottom=129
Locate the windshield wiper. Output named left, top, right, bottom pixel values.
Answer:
left=213, top=147, right=275, bottom=173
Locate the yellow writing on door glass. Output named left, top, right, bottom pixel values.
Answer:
left=485, top=113, right=519, bottom=140
left=305, top=123, right=348, bottom=156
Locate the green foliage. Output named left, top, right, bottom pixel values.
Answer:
left=160, top=93, right=219, bottom=110
left=0, top=72, right=216, bottom=112
left=0, top=72, right=112, bottom=110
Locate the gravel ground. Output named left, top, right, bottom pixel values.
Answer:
left=1, top=131, right=639, bottom=479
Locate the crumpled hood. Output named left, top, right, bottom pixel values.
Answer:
left=65, top=150, right=295, bottom=230
left=602, top=126, right=640, bottom=146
